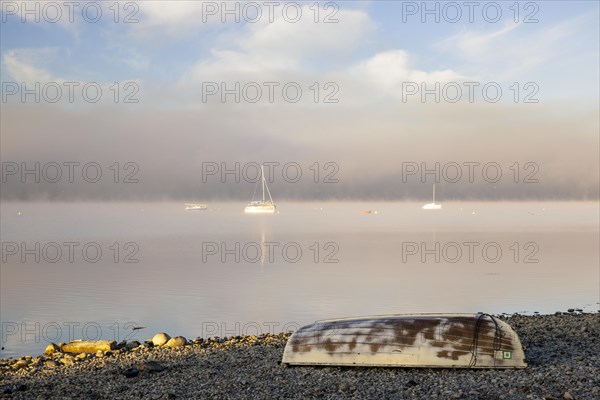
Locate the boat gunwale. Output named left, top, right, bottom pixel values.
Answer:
left=313, top=312, right=490, bottom=323
left=284, top=361, right=527, bottom=369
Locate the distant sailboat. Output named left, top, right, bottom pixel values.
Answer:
left=245, top=165, right=276, bottom=214
left=422, top=184, right=442, bottom=210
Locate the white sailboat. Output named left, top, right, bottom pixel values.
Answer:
left=422, top=184, right=442, bottom=210
left=245, top=165, right=276, bottom=214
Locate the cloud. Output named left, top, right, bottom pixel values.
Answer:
left=1, top=48, right=141, bottom=105
left=2, top=48, right=59, bottom=83
left=239, top=7, right=373, bottom=64
left=0, top=2, right=81, bottom=36
left=438, top=12, right=596, bottom=80
left=133, top=0, right=237, bottom=39
left=347, top=50, right=471, bottom=94
left=439, top=23, right=520, bottom=60
left=178, top=8, right=473, bottom=107
left=182, top=6, right=375, bottom=79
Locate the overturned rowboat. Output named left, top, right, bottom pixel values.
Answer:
left=282, top=313, right=526, bottom=368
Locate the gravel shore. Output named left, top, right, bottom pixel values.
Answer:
left=1, top=313, right=598, bottom=399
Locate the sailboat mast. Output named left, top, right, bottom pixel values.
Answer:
left=261, top=165, right=266, bottom=202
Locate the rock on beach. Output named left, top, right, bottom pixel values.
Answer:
left=61, top=340, right=116, bottom=354
left=165, top=336, right=187, bottom=348
left=151, top=332, right=171, bottom=347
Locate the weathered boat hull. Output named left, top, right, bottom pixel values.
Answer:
left=282, top=313, right=526, bottom=368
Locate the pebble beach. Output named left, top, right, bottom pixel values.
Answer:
left=1, top=313, right=598, bottom=400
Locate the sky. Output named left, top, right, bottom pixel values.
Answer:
left=1, top=0, right=599, bottom=200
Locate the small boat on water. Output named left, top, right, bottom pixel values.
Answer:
left=245, top=165, right=276, bottom=214
left=282, top=313, right=526, bottom=368
left=422, top=184, right=442, bottom=210
left=185, top=203, right=207, bottom=211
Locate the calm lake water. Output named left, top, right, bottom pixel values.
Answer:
left=1, top=201, right=598, bottom=357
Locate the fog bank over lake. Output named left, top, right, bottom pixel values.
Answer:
left=1, top=104, right=598, bottom=201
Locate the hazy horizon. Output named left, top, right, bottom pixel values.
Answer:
left=1, top=2, right=598, bottom=201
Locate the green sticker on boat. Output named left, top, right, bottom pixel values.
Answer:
left=503, top=351, right=512, bottom=359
